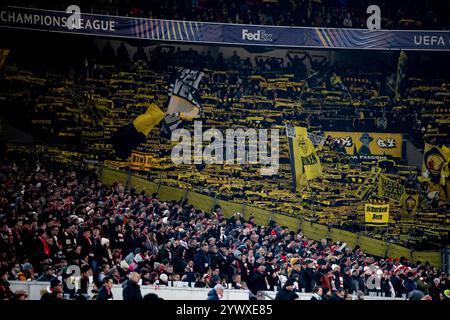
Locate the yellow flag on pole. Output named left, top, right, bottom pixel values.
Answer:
left=287, top=126, right=323, bottom=191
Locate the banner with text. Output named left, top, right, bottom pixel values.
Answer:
left=325, top=131, right=403, bottom=160
left=1, top=7, right=450, bottom=50
left=365, top=203, right=390, bottom=226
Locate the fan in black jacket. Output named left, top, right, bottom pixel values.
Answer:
left=97, top=277, right=114, bottom=301
left=275, top=278, right=298, bottom=300
left=122, top=272, right=143, bottom=301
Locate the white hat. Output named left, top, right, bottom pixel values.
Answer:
left=160, top=274, right=168, bottom=282
left=101, top=238, right=110, bottom=247
left=120, top=260, right=129, bottom=270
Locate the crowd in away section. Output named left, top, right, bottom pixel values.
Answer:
left=0, top=155, right=450, bottom=300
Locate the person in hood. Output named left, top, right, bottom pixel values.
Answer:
left=122, top=272, right=143, bottom=301
left=275, top=278, right=298, bottom=300
left=207, top=284, right=224, bottom=300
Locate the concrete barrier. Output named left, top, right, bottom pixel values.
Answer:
left=9, top=281, right=250, bottom=300
left=10, top=281, right=404, bottom=300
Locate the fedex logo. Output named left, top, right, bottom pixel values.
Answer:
left=242, top=29, right=273, bottom=41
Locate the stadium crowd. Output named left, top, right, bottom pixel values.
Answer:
left=1, top=37, right=449, bottom=250
left=4, top=0, right=450, bottom=30
left=0, top=155, right=449, bottom=301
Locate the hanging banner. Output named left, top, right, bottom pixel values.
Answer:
left=356, top=166, right=382, bottom=200
left=325, top=131, right=403, bottom=160
left=422, top=143, right=450, bottom=183
left=365, top=203, right=389, bottom=226
left=378, top=174, right=405, bottom=202
left=422, top=143, right=450, bottom=202
left=401, top=192, right=419, bottom=216
left=1, top=7, right=450, bottom=50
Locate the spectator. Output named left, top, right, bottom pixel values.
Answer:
left=329, top=288, right=346, bottom=301
left=0, top=267, right=13, bottom=300
left=275, top=278, right=298, bottom=300
left=310, top=286, right=324, bottom=301
left=36, top=265, right=55, bottom=282
left=248, top=263, right=269, bottom=297
left=97, top=276, right=114, bottom=301
left=40, top=278, right=63, bottom=301
left=429, top=278, right=442, bottom=301
left=122, top=272, right=143, bottom=301
left=206, top=284, right=224, bottom=300
left=343, top=267, right=355, bottom=294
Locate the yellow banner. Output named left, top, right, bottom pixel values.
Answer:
left=422, top=143, right=450, bottom=182
left=422, top=144, right=450, bottom=202
left=287, top=126, right=323, bottom=191
left=378, top=174, right=405, bottom=202
left=356, top=166, right=382, bottom=200
left=325, top=131, right=403, bottom=159
left=365, top=203, right=390, bottom=226
left=401, top=192, right=419, bottom=216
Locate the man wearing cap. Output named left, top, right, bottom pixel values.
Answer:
left=275, top=278, right=298, bottom=300
left=206, top=284, right=224, bottom=300
left=40, top=278, right=63, bottom=300
left=37, top=265, right=55, bottom=282
left=248, top=263, right=269, bottom=297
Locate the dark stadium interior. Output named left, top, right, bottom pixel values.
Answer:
left=0, top=1, right=450, bottom=302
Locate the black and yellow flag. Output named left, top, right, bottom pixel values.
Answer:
left=111, top=103, right=165, bottom=159
left=356, top=166, right=382, bottom=200
left=395, top=50, right=407, bottom=101
left=160, top=68, right=204, bottom=139
left=287, top=125, right=323, bottom=191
